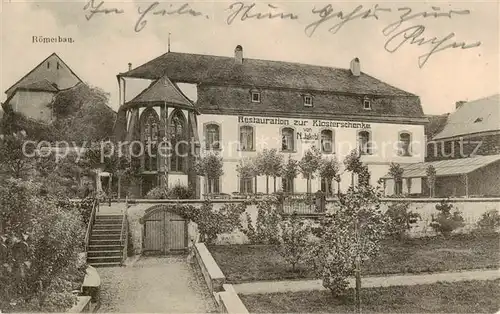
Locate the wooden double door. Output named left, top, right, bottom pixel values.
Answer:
left=143, top=210, right=188, bottom=254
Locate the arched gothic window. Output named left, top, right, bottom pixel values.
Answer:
left=169, top=110, right=187, bottom=172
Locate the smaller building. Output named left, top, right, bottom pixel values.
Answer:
left=427, top=95, right=500, bottom=161
left=2, top=53, right=83, bottom=123
left=382, top=154, right=500, bottom=198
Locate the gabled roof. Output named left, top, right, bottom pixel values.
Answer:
left=433, top=95, right=500, bottom=140
left=5, top=53, right=83, bottom=96
left=382, top=154, right=500, bottom=179
left=119, top=52, right=416, bottom=97
left=125, top=76, right=194, bottom=110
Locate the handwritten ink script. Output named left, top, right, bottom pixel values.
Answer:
left=82, top=1, right=482, bottom=68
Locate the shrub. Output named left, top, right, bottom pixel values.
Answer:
left=253, top=196, right=283, bottom=244
left=476, top=209, right=500, bottom=234
left=430, top=199, right=465, bottom=237
left=385, top=201, right=420, bottom=240
left=146, top=186, right=167, bottom=199
left=279, top=213, right=312, bottom=271
left=166, top=184, right=194, bottom=199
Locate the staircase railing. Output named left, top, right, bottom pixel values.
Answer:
left=84, top=198, right=99, bottom=252
left=120, top=201, right=128, bottom=265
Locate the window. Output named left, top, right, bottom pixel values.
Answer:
left=47, top=62, right=50, bottom=69
left=363, top=97, right=371, bottom=110
left=169, top=110, right=187, bottom=172
left=205, top=123, right=220, bottom=150
left=141, top=108, right=160, bottom=171
left=358, top=130, right=372, bottom=155
left=57, top=62, right=60, bottom=70
left=320, top=129, right=334, bottom=153
left=281, top=127, right=295, bottom=152
left=282, top=177, right=294, bottom=193
left=398, top=132, right=412, bottom=156
left=321, top=178, right=334, bottom=196
left=304, top=95, right=313, bottom=107
left=251, top=91, right=261, bottom=103
left=240, top=176, right=254, bottom=194
left=208, top=177, right=220, bottom=194
left=240, top=125, right=254, bottom=151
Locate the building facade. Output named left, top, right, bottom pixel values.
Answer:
left=114, top=46, right=427, bottom=198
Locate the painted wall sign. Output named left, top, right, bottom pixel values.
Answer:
left=238, top=116, right=371, bottom=129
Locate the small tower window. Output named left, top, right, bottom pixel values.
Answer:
left=304, top=95, right=313, bottom=107
left=251, top=91, right=261, bottom=103
left=363, top=97, right=371, bottom=110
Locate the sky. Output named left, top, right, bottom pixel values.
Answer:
left=1, top=0, right=499, bottom=115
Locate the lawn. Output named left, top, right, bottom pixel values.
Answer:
left=208, top=234, right=500, bottom=283
left=239, top=279, right=500, bottom=313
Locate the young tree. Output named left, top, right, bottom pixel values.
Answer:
left=279, top=213, right=312, bottom=272
left=426, top=165, right=437, bottom=197
left=236, top=157, right=258, bottom=193
left=299, top=147, right=322, bottom=194
left=388, top=162, right=404, bottom=196
left=311, top=152, right=385, bottom=312
left=318, top=156, right=340, bottom=197
left=255, top=148, right=284, bottom=194
left=281, top=155, right=299, bottom=193
left=195, top=152, right=224, bottom=195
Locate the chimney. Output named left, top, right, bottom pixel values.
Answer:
left=128, top=63, right=132, bottom=71
left=455, top=100, right=466, bottom=109
left=234, top=45, right=243, bottom=64
left=350, top=57, right=360, bottom=76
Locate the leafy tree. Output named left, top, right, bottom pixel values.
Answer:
left=0, top=131, right=35, bottom=179
left=309, top=153, right=385, bottom=310
left=299, top=147, right=322, bottom=194
left=388, top=163, right=404, bottom=195
left=195, top=152, right=224, bottom=195
left=318, top=156, right=340, bottom=197
left=430, top=199, right=465, bottom=237
left=281, top=155, right=299, bottom=192
left=0, top=179, right=85, bottom=312
left=426, top=165, right=437, bottom=197
left=385, top=201, right=420, bottom=240
left=279, top=213, right=312, bottom=272
left=51, top=84, right=116, bottom=145
left=255, top=149, right=284, bottom=193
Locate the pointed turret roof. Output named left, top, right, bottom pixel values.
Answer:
left=125, top=75, right=194, bottom=110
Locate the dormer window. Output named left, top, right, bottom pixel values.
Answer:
left=363, top=97, right=371, bottom=110
left=304, top=95, right=313, bottom=107
left=251, top=91, right=261, bottom=103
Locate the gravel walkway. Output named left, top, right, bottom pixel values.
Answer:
left=97, top=256, right=217, bottom=313
left=234, top=269, right=500, bottom=295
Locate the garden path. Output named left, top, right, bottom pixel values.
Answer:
left=234, top=269, right=500, bottom=295
left=96, top=256, right=217, bottom=313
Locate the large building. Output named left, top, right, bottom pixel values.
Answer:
left=113, top=46, right=427, bottom=198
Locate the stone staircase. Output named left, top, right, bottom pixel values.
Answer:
left=87, top=214, right=125, bottom=267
